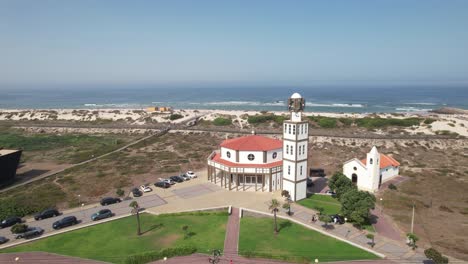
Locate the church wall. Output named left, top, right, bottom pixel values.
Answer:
left=381, top=166, right=399, bottom=182
left=343, top=160, right=373, bottom=190
left=238, top=150, right=264, bottom=164
left=221, top=147, right=236, bottom=163
left=266, top=148, right=282, bottom=163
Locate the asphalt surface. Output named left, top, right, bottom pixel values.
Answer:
left=0, top=192, right=166, bottom=245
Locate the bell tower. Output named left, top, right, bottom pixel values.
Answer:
left=282, top=92, right=308, bottom=201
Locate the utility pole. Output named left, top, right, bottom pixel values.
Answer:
left=410, top=202, right=415, bottom=234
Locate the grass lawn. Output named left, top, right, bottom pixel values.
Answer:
left=1, top=212, right=228, bottom=263
left=297, top=194, right=341, bottom=215
left=239, top=216, right=379, bottom=263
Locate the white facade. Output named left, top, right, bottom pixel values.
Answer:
left=282, top=92, right=308, bottom=201
left=343, top=146, right=400, bottom=192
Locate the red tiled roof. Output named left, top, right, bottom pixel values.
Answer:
left=211, top=153, right=282, bottom=168
left=220, top=135, right=282, bottom=151
left=361, top=154, right=400, bottom=169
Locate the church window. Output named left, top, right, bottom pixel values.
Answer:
left=293, top=125, right=296, bottom=135
left=291, top=146, right=293, bottom=155
left=284, top=124, right=287, bottom=133
left=288, top=165, right=291, bottom=175
left=226, top=151, right=231, bottom=158
left=300, top=166, right=303, bottom=175
left=272, top=152, right=277, bottom=159
left=353, top=166, right=357, bottom=171
left=370, top=158, right=373, bottom=165
left=286, top=145, right=289, bottom=154
left=288, top=124, right=291, bottom=134
left=248, top=154, right=255, bottom=161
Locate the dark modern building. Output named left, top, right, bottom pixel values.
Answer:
left=0, top=149, right=22, bottom=185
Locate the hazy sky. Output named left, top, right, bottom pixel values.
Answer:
left=1, top=0, right=468, bottom=86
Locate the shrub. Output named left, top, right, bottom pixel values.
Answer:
left=424, top=118, right=436, bottom=124
left=116, top=188, right=125, bottom=197
left=388, top=183, right=397, bottom=190
left=247, top=114, right=284, bottom=124
left=124, top=246, right=197, bottom=264
left=424, top=248, right=449, bottom=263
left=212, top=117, right=232, bottom=126
left=355, top=117, right=421, bottom=128
left=11, top=223, right=28, bottom=234
left=169, top=114, right=183, bottom=120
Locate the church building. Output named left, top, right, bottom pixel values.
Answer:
left=207, top=92, right=309, bottom=201
left=342, top=146, right=400, bottom=192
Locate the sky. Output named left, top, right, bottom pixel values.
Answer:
left=1, top=0, right=468, bottom=87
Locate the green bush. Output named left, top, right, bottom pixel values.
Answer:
left=11, top=223, right=28, bottom=234
left=116, top=188, right=125, bottom=197
left=169, top=114, right=184, bottom=120
left=424, top=248, right=449, bottom=263
left=124, top=246, right=197, bottom=264
left=338, top=117, right=354, bottom=126
left=247, top=114, right=284, bottom=124
left=212, top=117, right=232, bottom=126
left=424, top=118, right=437, bottom=124
left=355, top=117, right=421, bottom=128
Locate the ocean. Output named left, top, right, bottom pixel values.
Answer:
left=0, top=85, right=467, bottom=113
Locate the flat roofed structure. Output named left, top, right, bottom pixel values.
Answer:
left=207, top=135, right=283, bottom=192
left=0, top=149, right=22, bottom=185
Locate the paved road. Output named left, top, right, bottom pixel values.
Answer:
left=0, top=193, right=166, bottom=245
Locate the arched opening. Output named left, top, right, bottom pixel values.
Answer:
left=351, top=173, right=358, bottom=185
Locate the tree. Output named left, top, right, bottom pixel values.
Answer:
left=340, top=189, right=375, bottom=227
left=11, top=223, right=28, bottom=234
left=116, top=188, right=125, bottom=197
left=424, top=248, right=449, bottom=264
left=406, top=233, right=419, bottom=250
left=282, top=198, right=292, bottom=216
left=319, top=214, right=332, bottom=229
left=314, top=206, right=324, bottom=215
left=328, top=172, right=356, bottom=199
left=366, top=233, right=375, bottom=248
left=129, top=201, right=141, bottom=236
left=268, top=199, right=281, bottom=234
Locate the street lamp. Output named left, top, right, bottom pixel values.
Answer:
left=81, top=203, right=85, bottom=219
left=78, top=194, right=81, bottom=204
left=379, top=198, right=383, bottom=214
left=315, top=258, right=319, bottom=263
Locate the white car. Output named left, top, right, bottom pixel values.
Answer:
left=185, top=171, right=197, bottom=179
left=140, top=185, right=152, bottom=192
left=161, top=178, right=175, bottom=185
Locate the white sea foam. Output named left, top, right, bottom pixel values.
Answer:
left=403, top=102, right=437, bottom=106
left=395, top=107, right=432, bottom=112
left=306, top=103, right=364, bottom=108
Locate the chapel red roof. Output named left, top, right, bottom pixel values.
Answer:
left=211, top=152, right=282, bottom=168
left=361, top=154, right=400, bottom=169
left=220, top=135, right=283, bottom=151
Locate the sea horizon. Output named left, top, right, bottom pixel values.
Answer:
left=1, top=85, right=467, bottom=113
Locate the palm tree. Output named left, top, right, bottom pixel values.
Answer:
left=268, top=199, right=281, bottom=234
left=129, top=201, right=141, bottom=236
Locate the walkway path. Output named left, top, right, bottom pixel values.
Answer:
left=371, top=207, right=403, bottom=242
left=224, top=207, right=240, bottom=259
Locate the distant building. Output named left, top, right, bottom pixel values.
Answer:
left=146, top=106, right=172, bottom=112
left=342, top=146, right=400, bottom=192
left=0, top=149, right=22, bottom=185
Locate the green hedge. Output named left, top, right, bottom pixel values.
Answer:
left=124, top=246, right=197, bottom=264
left=247, top=115, right=285, bottom=124
left=169, top=114, right=184, bottom=120
left=355, top=117, right=421, bottom=128
left=212, top=117, right=232, bottom=126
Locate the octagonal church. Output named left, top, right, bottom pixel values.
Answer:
left=207, top=92, right=308, bottom=201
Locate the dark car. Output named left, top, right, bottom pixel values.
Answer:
left=34, top=208, right=60, bottom=221
left=169, top=175, right=184, bottom=183
left=0, top=216, right=22, bottom=228
left=0, top=236, right=8, bottom=244
left=306, top=178, right=313, bottom=187
left=52, top=216, right=78, bottom=229
left=330, top=214, right=345, bottom=224
left=132, top=188, right=143, bottom=197
left=155, top=181, right=170, bottom=188
left=100, top=197, right=121, bottom=206
left=15, top=227, right=44, bottom=239
left=91, top=209, right=113, bottom=221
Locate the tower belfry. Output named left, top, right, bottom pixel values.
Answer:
left=282, top=93, right=308, bottom=201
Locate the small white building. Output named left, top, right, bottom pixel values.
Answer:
left=343, top=146, right=400, bottom=192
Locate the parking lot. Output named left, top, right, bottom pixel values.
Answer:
left=0, top=193, right=166, bottom=245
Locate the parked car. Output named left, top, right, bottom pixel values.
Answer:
left=15, top=227, right=44, bottom=239
left=154, top=181, right=170, bottom=188
left=325, top=190, right=336, bottom=196
left=307, top=178, right=313, bottom=187
left=52, top=216, right=78, bottom=229
left=161, top=178, right=175, bottom=185
left=140, top=185, right=152, bottom=192
left=0, top=216, right=22, bottom=228
left=91, top=209, right=113, bottom=221
left=185, top=171, right=197, bottom=178
left=330, top=214, right=345, bottom=224
left=0, top=236, right=8, bottom=244
left=100, top=197, right=121, bottom=206
left=169, top=175, right=184, bottom=183
left=132, top=188, right=143, bottom=197
left=180, top=174, right=190, bottom=181
left=34, top=208, right=60, bottom=221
